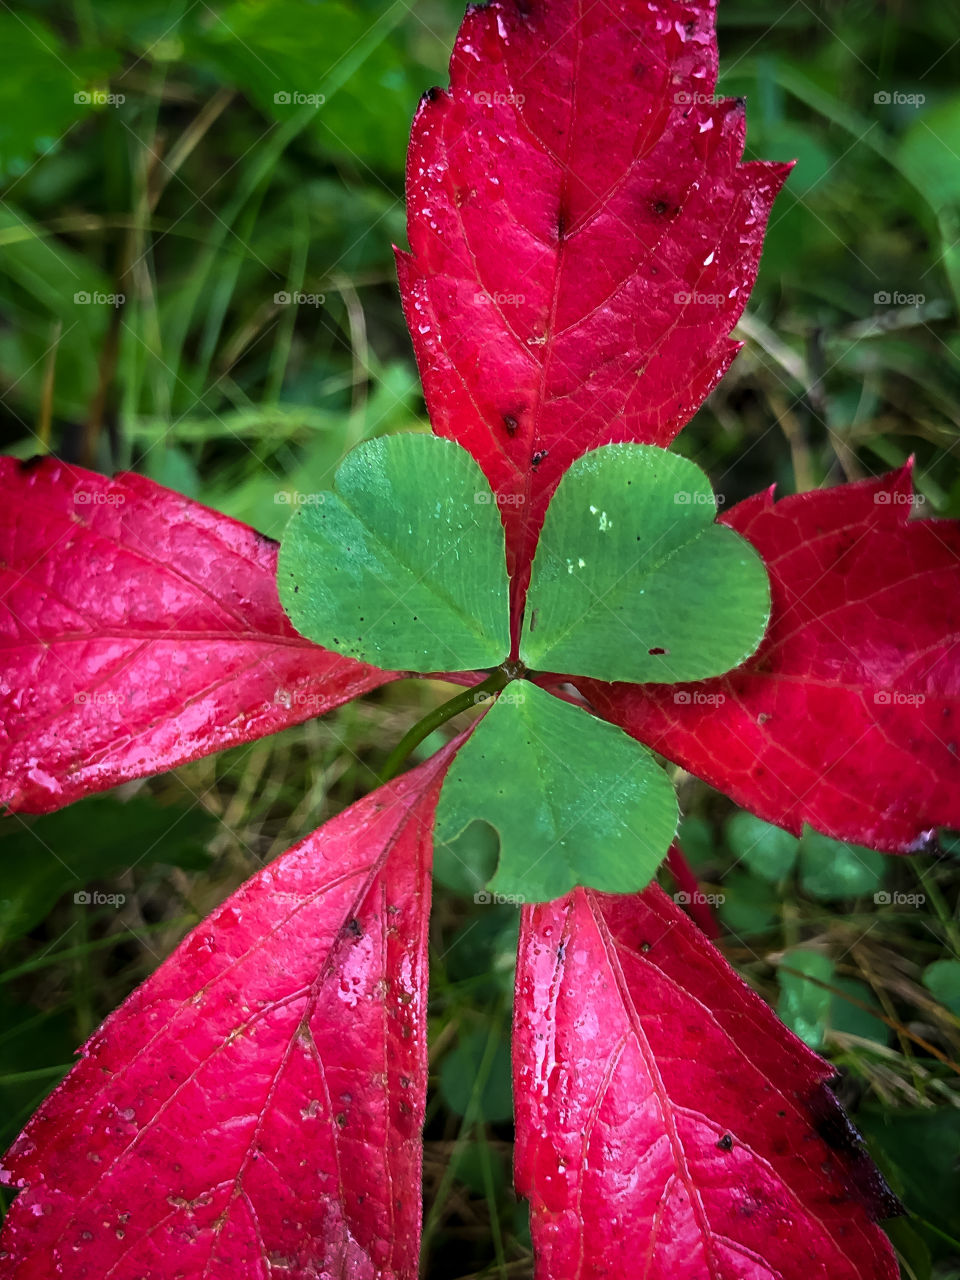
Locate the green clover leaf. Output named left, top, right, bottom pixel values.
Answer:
left=434, top=683, right=678, bottom=902
left=277, top=433, right=510, bottom=671
left=519, top=444, right=770, bottom=683
left=278, top=435, right=771, bottom=903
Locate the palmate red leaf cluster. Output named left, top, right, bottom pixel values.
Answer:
left=1, top=0, right=958, bottom=1277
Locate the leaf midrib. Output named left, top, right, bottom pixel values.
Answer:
left=331, top=488, right=509, bottom=654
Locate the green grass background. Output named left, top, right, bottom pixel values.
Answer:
left=0, top=0, right=959, bottom=1275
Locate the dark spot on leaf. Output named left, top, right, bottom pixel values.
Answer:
left=345, top=917, right=362, bottom=938
left=808, top=1084, right=902, bottom=1221
left=717, top=1133, right=733, bottom=1151
left=640, top=940, right=651, bottom=953
left=648, top=647, right=667, bottom=655
left=423, top=86, right=440, bottom=104
left=503, top=412, right=519, bottom=435
left=532, top=449, right=548, bottom=467
left=650, top=198, right=672, bottom=216
left=335, top=1112, right=347, bottom=1127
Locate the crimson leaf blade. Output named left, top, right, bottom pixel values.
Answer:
left=0, top=752, right=448, bottom=1279
left=0, top=457, right=395, bottom=814
left=398, top=0, right=789, bottom=600
left=514, top=886, right=899, bottom=1279
left=582, top=466, right=960, bottom=852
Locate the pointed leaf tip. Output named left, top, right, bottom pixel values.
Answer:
left=401, top=0, right=790, bottom=606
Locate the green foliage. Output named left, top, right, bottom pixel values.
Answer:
left=435, top=683, right=678, bottom=902
left=860, top=1108, right=960, bottom=1262
left=439, top=1026, right=513, bottom=1124
left=0, top=795, right=213, bottom=946
left=0, top=13, right=111, bottom=180
left=520, top=445, right=770, bottom=682
left=723, top=812, right=888, bottom=899
left=191, top=1, right=422, bottom=171
left=922, top=960, right=960, bottom=1016
left=798, top=829, right=886, bottom=900
left=726, top=812, right=799, bottom=882
left=777, top=948, right=834, bottom=1049
left=278, top=434, right=511, bottom=670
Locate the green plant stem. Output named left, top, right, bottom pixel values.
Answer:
left=378, top=668, right=513, bottom=784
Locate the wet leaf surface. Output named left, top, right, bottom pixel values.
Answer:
left=0, top=457, right=394, bottom=815
left=0, top=752, right=450, bottom=1279
left=513, top=886, right=900, bottom=1279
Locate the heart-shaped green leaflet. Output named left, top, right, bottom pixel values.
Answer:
left=277, top=434, right=510, bottom=672
left=434, top=682, right=678, bottom=902
left=519, top=444, right=771, bottom=683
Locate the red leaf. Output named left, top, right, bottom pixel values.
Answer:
left=514, top=887, right=899, bottom=1279
left=0, top=457, right=394, bottom=814
left=582, top=466, right=960, bottom=852
left=665, top=841, right=719, bottom=939
left=398, top=0, right=788, bottom=609
left=0, top=751, right=448, bottom=1279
